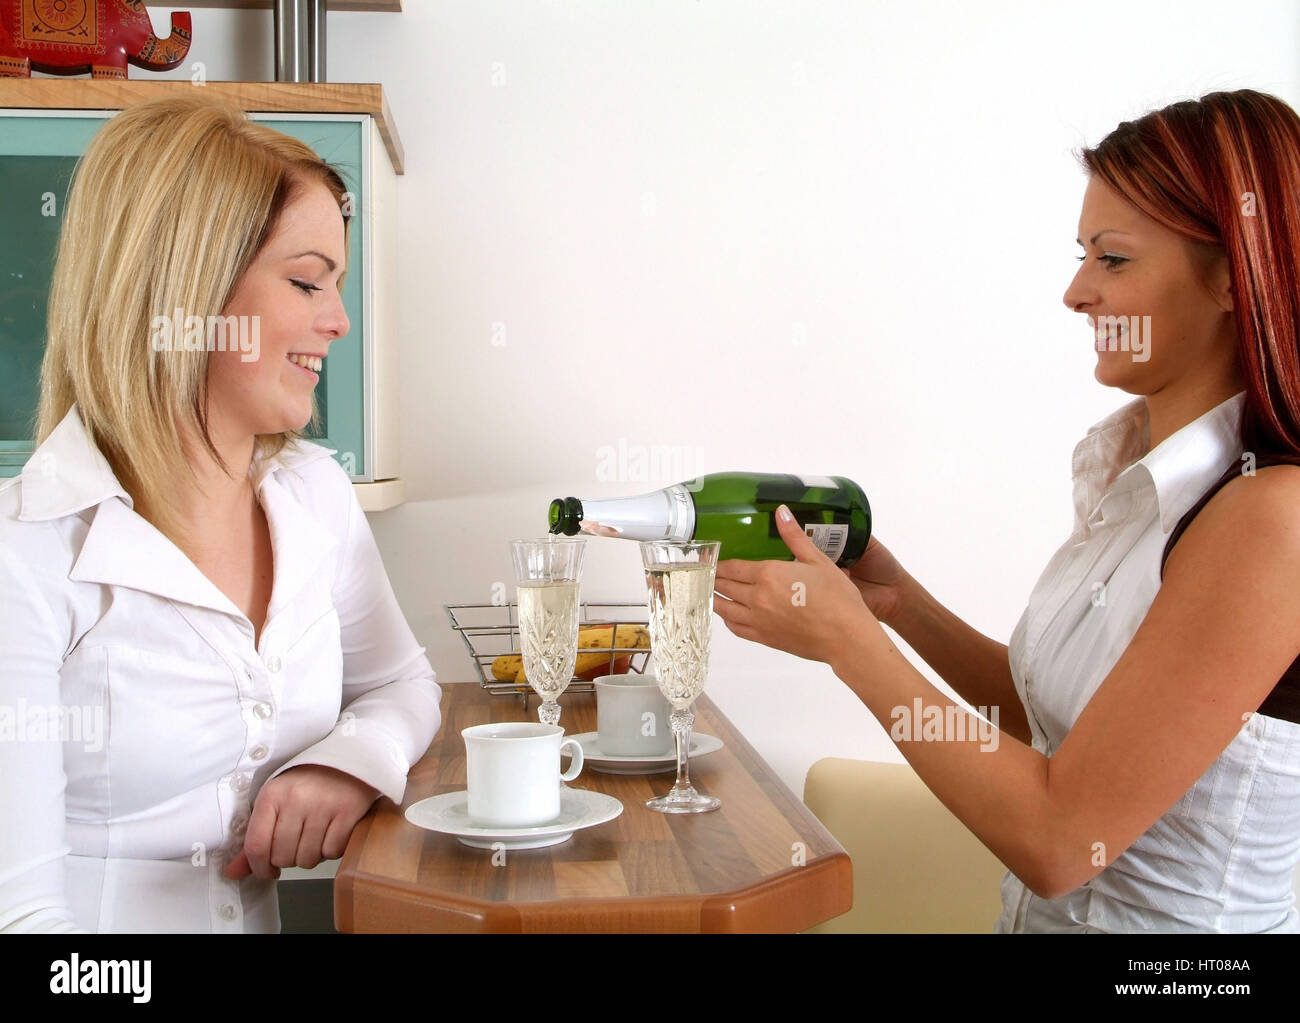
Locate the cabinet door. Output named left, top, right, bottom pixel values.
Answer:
left=0, top=110, right=370, bottom=480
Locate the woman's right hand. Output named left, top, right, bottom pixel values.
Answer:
left=842, top=535, right=911, bottom=627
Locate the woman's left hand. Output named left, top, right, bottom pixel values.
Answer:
left=712, top=504, right=880, bottom=665
left=223, top=764, right=381, bottom=881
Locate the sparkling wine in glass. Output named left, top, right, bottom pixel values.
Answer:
left=640, top=539, right=721, bottom=813
left=510, top=537, right=586, bottom=726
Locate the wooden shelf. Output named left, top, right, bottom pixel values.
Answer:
left=0, top=80, right=404, bottom=174
left=354, top=479, right=405, bottom=512
left=144, top=2, right=402, bottom=11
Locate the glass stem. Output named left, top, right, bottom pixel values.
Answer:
left=671, top=707, right=694, bottom=791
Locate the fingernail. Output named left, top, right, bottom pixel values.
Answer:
left=778, top=505, right=793, bottom=523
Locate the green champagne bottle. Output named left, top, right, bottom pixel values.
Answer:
left=548, top=473, right=871, bottom=567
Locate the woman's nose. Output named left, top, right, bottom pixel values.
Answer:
left=324, top=290, right=350, bottom=339
left=1062, top=265, right=1094, bottom=313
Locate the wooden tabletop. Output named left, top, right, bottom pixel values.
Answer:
left=334, top=682, right=853, bottom=932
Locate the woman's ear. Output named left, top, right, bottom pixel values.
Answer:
left=1196, top=244, right=1234, bottom=313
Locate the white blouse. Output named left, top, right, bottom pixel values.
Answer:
left=995, top=390, right=1300, bottom=933
left=0, top=404, right=442, bottom=933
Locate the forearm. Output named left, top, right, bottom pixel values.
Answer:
left=885, top=572, right=1031, bottom=744
left=831, top=624, right=1062, bottom=897
left=266, top=672, right=441, bottom=805
left=0, top=865, right=92, bottom=934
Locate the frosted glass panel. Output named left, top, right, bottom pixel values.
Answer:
left=0, top=112, right=369, bottom=479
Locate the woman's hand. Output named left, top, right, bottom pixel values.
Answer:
left=223, top=764, right=381, bottom=881
left=845, top=535, right=912, bottom=627
left=712, top=504, right=882, bottom=666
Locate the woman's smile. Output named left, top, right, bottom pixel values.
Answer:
left=206, top=181, right=348, bottom=435
left=285, top=352, right=323, bottom=382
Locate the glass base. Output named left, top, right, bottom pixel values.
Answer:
left=646, top=784, right=721, bottom=814
left=537, top=699, right=562, bottom=727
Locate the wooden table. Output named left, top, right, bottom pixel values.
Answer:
left=334, top=683, right=853, bottom=932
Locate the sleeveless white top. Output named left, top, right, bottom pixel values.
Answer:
left=995, top=391, right=1300, bottom=933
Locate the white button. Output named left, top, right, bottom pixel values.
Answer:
left=266, top=655, right=282, bottom=674
left=250, top=744, right=268, bottom=761
left=219, top=904, right=237, bottom=921
left=253, top=702, right=273, bottom=720
left=231, top=774, right=251, bottom=793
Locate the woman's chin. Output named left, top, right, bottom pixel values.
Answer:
left=1094, top=355, right=1140, bottom=389
left=280, top=391, right=315, bottom=429
left=259, top=403, right=313, bottom=436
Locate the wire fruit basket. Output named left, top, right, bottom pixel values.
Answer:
left=446, top=602, right=654, bottom=702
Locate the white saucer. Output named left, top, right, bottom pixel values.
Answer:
left=404, top=788, right=624, bottom=849
left=569, top=731, right=724, bottom=775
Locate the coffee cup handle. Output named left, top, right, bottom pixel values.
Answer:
left=559, top=737, right=584, bottom=782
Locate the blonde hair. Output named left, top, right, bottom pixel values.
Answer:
left=35, top=93, right=352, bottom=545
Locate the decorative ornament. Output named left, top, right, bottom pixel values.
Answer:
left=0, top=0, right=191, bottom=79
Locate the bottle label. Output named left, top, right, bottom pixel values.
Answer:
left=666, top=484, right=695, bottom=542
left=796, top=474, right=837, bottom=489
left=804, top=522, right=849, bottom=562
left=576, top=485, right=695, bottom=542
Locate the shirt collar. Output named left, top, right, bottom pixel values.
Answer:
left=16, top=403, right=340, bottom=631
left=18, top=402, right=336, bottom=523
left=1070, top=390, right=1247, bottom=536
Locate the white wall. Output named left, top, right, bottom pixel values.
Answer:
left=142, top=1, right=1300, bottom=892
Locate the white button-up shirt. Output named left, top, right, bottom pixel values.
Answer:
left=996, top=390, right=1300, bottom=932
left=0, top=404, right=442, bottom=933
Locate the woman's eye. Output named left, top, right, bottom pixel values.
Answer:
left=1075, top=254, right=1127, bottom=269
left=290, top=279, right=320, bottom=294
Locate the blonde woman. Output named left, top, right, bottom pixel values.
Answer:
left=0, top=94, right=441, bottom=933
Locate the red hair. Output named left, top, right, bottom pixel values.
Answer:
left=1079, top=89, right=1300, bottom=461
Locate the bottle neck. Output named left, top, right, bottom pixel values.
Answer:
left=577, top=484, right=695, bottom=541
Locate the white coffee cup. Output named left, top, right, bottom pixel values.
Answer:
left=462, top=722, right=584, bottom=828
left=595, top=672, right=673, bottom=756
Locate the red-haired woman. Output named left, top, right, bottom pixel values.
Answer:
left=714, top=89, right=1300, bottom=933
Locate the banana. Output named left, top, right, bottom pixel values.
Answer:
left=578, top=623, right=650, bottom=651
left=513, top=651, right=631, bottom=684
left=490, top=653, right=524, bottom=681
left=490, top=623, right=650, bottom=683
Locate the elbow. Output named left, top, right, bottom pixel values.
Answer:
left=1006, top=781, right=1103, bottom=900
left=1017, top=835, right=1098, bottom=902
left=1009, top=861, right=1066, bottom=902
left=1023, top=874, right=1076, bottom=903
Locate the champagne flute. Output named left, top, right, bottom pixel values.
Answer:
left=640, top=539, right=721, bottom=813
left=510, top=537, right=586, bottom=726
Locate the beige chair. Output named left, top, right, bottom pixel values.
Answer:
left=802, top=757, right=1008, bottom=933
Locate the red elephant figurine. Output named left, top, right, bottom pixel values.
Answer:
left=0, top=0, right=191, bottom=79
